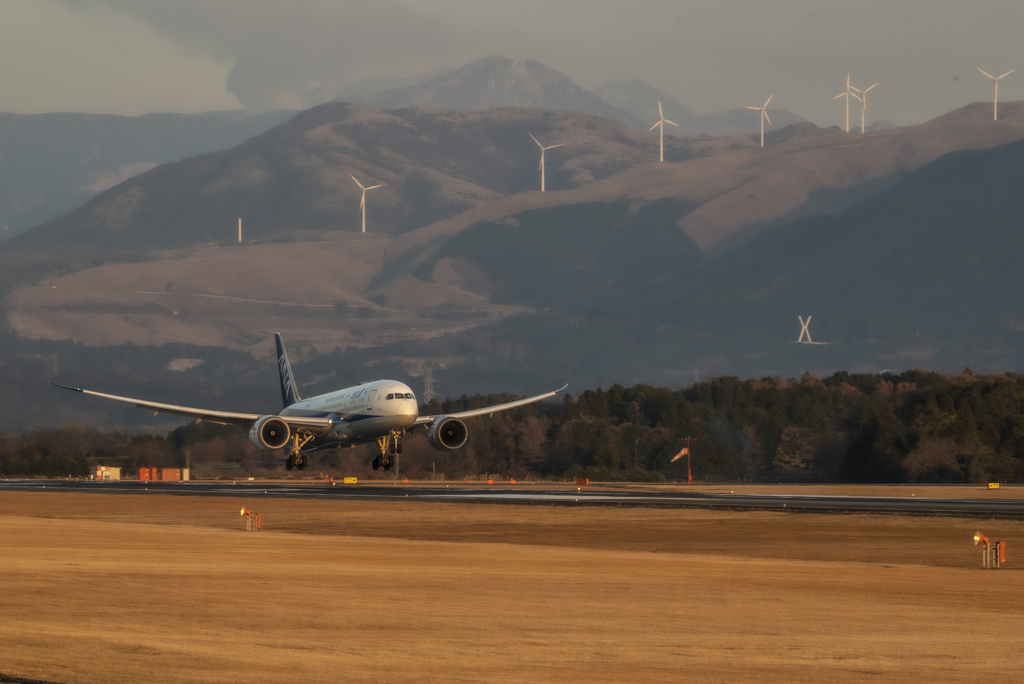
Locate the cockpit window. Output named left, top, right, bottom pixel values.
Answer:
left=405, top=393, right=415, bottom=399
left=385, top=394, right=394, bottom=400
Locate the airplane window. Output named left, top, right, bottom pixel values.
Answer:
left=385, top=394, right=394, bottom=400
left=405, top=393, right=415, bottom=399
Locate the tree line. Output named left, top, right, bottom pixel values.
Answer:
left=4, top=369, right=1024, bottom=483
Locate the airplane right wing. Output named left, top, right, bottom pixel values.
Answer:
left=412, top=384, right=568, bottom=425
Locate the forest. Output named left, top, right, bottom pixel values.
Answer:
left=4, top=369, right=1024, bottom=483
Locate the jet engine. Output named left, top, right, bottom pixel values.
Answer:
left=427, top=416, right=469, bottom=450
left=249, top=415, right=291, bottom=450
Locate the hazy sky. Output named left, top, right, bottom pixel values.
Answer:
left=2, top=0, right=1022, bottom=126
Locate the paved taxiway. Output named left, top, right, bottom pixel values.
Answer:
left=2, top=479, right=1022, bottom=516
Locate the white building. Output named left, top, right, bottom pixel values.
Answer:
left=91, top=466, right=121, bottom=481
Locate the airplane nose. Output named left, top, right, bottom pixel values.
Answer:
left=396, top=400, right=417, bottom=417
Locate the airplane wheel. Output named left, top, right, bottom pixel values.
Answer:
left=285, top=457, right=294, bottom=471
left=389, top=441, right=396, bottom=454
left=372, top=457, right=380, bottom=471
left=383, top=459, right=392, bottom=471
left=297, top=461, right=305, bottom=471
left=397, top=443, right=403, bottom=454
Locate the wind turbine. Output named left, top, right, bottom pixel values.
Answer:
left=745, top=94, right=773, bottom=147
left=648, top=99, right=679, bottom=162
left=850, top=82, right=878, bottom=133
left=350, top=174, right=385, bottom=233
left=529, top=133, right=563, bottom=192
left=978, top=68, right=1015, bottom=120
left=798, top=316, right=814, bottom=344
left=833, top=73, right=862, bottom=133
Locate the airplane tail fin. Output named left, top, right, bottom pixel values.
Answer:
left=275, top=332, right=302, bottom=408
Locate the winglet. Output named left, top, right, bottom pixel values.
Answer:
left=274, top=333, right=302, bottom=408
left=50, top=382, right=84, bottom=393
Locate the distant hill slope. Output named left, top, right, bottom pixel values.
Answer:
left=352, top=57, right=645, bottom=130
left=602, top=134, right=1024, bottom=375
left=596, top=79, right=807, bottom=137
left=4, top=103, right=679, bottom=252
left=386, top=101, right=1024, bottom=270
left=310, top=134, right=1024, bottom=388
left=0, top=110, right=295, bottom=239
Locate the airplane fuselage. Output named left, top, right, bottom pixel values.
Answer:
left=280, top=379, right=418, bottom=448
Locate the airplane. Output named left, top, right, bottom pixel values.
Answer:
left=53, top=333, right=566, bottom=471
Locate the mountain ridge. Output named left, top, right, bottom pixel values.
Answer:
left=350, top=57, right=646, bottom=129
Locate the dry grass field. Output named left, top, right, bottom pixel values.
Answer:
left=1, top=491, right=1022, bottom=683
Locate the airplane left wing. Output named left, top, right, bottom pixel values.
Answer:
left=51, top=382, right=261, bottom=425
left=412, top=384, right=568, bottom=425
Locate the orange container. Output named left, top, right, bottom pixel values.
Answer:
left=138, top=469, right=151, bottom=481
left=999, top=542, right=1007, bottom=563
left=487, top=479, right=494, bottom=484
left=160, top=468, right=181, bottom=481
left=576, top=478, right=589, bottom=486
left=510, top=478, right=516, bottom=485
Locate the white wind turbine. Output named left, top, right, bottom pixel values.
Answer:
left=745, top=94, right=773, bottom=147
left=833, top=73, right=862, bottom=133
left=350, top=174, right=385, bottom=233
left=977, top=68, right=1015, bottom=121
left=529, top=133, right=563, bottom=192
left=849, top=82, right=878, bottom=133
left=798, top=316, right=814, bottom=344
left=648, top=99, right=680, bottom=162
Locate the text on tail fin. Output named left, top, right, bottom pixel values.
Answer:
left=275, top=332, right=302, bottom=408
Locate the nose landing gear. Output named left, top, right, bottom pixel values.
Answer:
left=374, top=430, right=405, bottom=470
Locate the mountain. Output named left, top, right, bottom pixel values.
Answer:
left=596, top=79, right=807, bottom=137
left=2, top=104, right=686, bottom=354
left=308, top=133, right=1024, bottom=391
left=8, top=134, right=1024, bottom=428
left=7, top=101, right=1024, bottom=376
left=387, top=101, right=1024, bottom=263
left=352, top=57, right=645, bottom=130
left=605, top=134, right=1024, bottom=376
left=0, top=110, right=295, bottom=239
left=5, top=103, right=677, bottom=253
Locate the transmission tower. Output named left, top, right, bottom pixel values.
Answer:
left=423, top=368, right=437, bottom=404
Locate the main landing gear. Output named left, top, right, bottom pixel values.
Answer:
left=284, top=432, right=315, bottom=471
left=371, top=430, right=404, bottom=471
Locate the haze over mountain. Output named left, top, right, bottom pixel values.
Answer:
left=350, top=57, right=645, bottom=130
left=0, top=110, right=295, bottom=239
left=596, top=79, right=808, bottom=137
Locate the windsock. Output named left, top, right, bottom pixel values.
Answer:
left=671, top=447, right=690, bottom=463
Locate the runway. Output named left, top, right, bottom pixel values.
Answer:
left=3, top=479, right=1023, bottom=517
